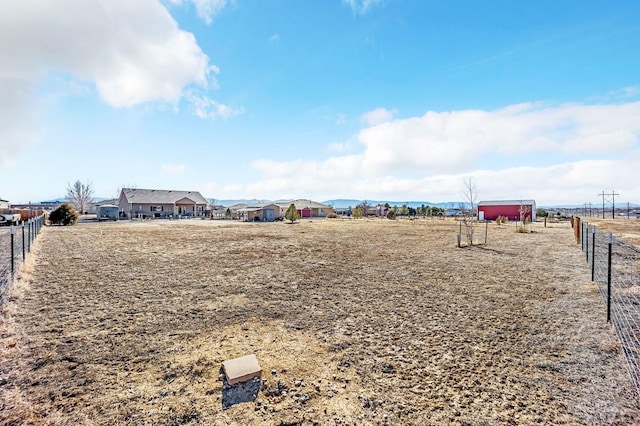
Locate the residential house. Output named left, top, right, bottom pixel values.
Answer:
left=275, top=199, right=333, bottom=218
left=118, top=188, right=209, bottom=219
left=237, top=203, right=282, bottom=222
left=0, top=198, right=8, bottom=209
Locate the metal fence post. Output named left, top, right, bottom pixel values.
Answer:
left=585, top=224, right=589, bottom=262
left=591, top=227, right=596, bottom=281
left=10, top=225, right=15, bottom=278
left=607, top=232, right=612, bottom=323
left=27, top=219, right=31, bottom=252
left=21, top=222, right=26, bottom=262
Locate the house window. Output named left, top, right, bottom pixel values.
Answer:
left=152, top=206, right=163, bottom=212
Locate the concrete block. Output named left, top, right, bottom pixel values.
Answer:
left=222, top=354, right=262, bottom=385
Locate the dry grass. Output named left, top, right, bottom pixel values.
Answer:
left=587, top=219, right=640, bottom=248
left=1, top=218, right=638, bottom=425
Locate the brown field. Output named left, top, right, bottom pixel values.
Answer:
left=585, top=218, right=640, bottom=248
left=1, top=218, right=639, bottom=425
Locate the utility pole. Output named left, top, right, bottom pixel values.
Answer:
left=598, top=190, right=620, bottom=219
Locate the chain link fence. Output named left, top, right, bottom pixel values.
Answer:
left=0, top=216, right=45, bottom=304
left=576, top=218, right=640, bottom=398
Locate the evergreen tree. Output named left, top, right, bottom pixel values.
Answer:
left=285, top=203, right=300, bottom=223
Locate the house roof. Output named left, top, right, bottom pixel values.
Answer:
left=94, top=198, right=118, bottom=206
left=239, top=203, right=280, bottom=211
left=227, top=203, right=248, bottom=211
left=120, top=188, right=209, bottom=205
left=478, top=200, right=536, bottom=206
left=275, top=199, right=331, bottom=209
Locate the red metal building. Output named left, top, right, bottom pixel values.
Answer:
left=477, top=200, right=536, bottom=222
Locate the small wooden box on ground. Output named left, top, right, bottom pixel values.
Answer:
left=222, top=354, right=262, bottom=385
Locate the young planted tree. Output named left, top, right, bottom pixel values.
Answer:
left=49, top=203, right=79, bottom=226
left=352, top=206, right=363, bottom=219
left=517, top=202, right=532, bottom=233
left=67, top=180, right=94, bottom=214
left=285, top=203, right=300, bottom=223
left=461, top=178, right=478, bottom=246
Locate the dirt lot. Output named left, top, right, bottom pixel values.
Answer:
left=1, top=218, right=638, bottom=425
left=584, top=218, right=640, bottom=248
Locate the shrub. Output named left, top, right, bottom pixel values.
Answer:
left=495, top=215, right=508, bottom=225
left=386, top=210, right=396, bottom=220
left=327, top=212, right=338, bottom=219
left=49, top=203, right=79, bottom=226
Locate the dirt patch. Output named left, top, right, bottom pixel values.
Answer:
left=1, top=219, right=638, bottom=425
left=587, top=219, right=640, bottom=248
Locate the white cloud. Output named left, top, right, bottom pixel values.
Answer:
left=203, top=154, right=640, bottom=206
left=357, top=101, right=640, bottom=174
left=0, top=78, right=40, bottom=167
left=169, top=0, right=228, bottom=24
left=162, top=164, right=187, bottom=175
left=189, top=93, right=244, bottom=119
left=360, top=107, right=395, bottom=126
left=201, top=100, right=640, bottom=205
left=0, top=0, right=235, bottom=167
left=269, top=33, right=281, bottom=42
left=327, top=141, right=354, bottom=152
left=343, top=0, right=384, bottom=15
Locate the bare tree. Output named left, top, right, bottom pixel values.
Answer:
left=461, top=178, right=478, bottom=246
left=67, top=180, right=94, bottom=214
left=358, top=200, right=371, bottom=218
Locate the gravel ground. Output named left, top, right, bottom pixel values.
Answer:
left=0, top=218, right=638, bottom=425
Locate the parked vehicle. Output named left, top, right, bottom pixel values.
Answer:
left=96, top=205, right=119, bottom=221
left=0, top=213, right=21, bottom=225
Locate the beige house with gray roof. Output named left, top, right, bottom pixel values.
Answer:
left=275, top=199, right=333, bottom=218
left=118, top=188, right=209, bottom=219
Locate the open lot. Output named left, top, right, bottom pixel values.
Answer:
left=1, top=218, right=638, bottom=425
left=585, top=218, right=640, bottom=248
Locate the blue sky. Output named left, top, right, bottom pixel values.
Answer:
left=1, top=0, right=639, bottom=206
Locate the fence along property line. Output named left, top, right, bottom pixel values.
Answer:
left=575, top=219, right=640, bottom=398
left=0, top=215, right=45, bottom=304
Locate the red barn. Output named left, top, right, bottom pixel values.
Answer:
left=477, top=200, right=536, bottom=222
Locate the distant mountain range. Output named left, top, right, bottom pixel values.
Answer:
left=207, top=198, right=465, bottom=209
left=320, top=199, right=465, bottom=209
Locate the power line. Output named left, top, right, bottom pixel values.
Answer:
left=598, top=190, right=620, bottom=219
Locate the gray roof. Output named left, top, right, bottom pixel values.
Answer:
left=94, top=198, right=119, bottom=206
left=275, top=199, right=331, bottom=209
left=120, top=188, right=209, bottom=205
